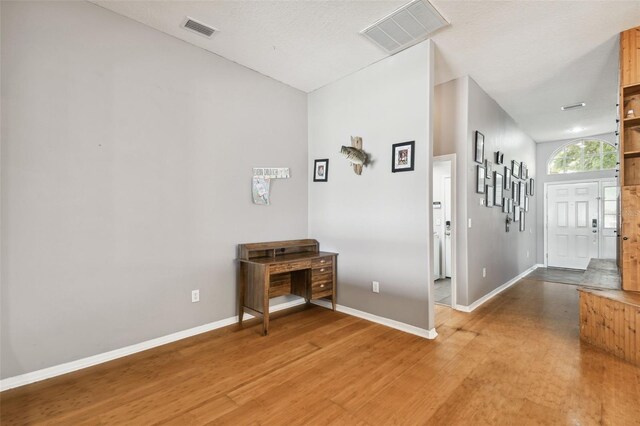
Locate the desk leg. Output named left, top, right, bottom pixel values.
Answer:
left=238, top=263, right=245, bottom=324
left=262, top=269, right=270, bottom=336
left=332, top=261, right=337, bottom=311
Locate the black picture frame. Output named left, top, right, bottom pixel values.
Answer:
left=502, top=198, right=510, bottom=213
left=521, top=163, right=528, bottom=180
left=504, top=166, right=511, bottom=189
left=519, top=181, right=526, bottom=207
left=476, top=165, right=486, bottom=193
left=391, top=141, right=415, bottom=173
left=529, top=178, right=535, bottom=196
left=495, top=151, right=504, bottom=165
left=513, top=206, right=520, bottom=222
left=519, top=210, right=526, bottom=232
left=511, top=160, right=520, bottom=179
left=486, top=186, right=494, bottom=207
left=313, top=159, right=329, bottom=182
left=494, top=172, right=503, bottom=206
left=524, top=196, right=529, bottom=212
left=474, top=131, right=485, bottom=164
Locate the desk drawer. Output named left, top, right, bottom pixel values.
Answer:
left=311, top=268, right=333, bottom=290
left=311, top=277, right=332, bottom=298
left=269, top=260, right=311, bottom=274
left=312, top=256, right=333, bottom=268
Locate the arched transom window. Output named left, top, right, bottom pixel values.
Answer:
left=547, top=139, right=617, bottom=174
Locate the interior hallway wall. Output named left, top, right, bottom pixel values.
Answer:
left=435, top=76, right=537, bottom=307
left=1, top=1, right=308, bottom=379
left=308, top=41, right=435, bottom=331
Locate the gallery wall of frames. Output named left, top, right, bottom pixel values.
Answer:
left=474, top=130, right=534, bottom=232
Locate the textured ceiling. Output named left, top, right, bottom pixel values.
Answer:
left=93, top=0, right=640, bottom=142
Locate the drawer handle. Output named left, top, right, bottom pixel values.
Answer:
left=320, top=268, right=325, bottom=272
left=320, top=284, right=325, bottom=288
left=321, top=260, right=326, bottom=263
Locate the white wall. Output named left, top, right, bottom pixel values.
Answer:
left=1, top=1, right=308, bottom=378
left=534, top=132, right=617, bottom=263
left=435, top=76, right=537, bottom=307
left=308, top=42, right=434, bottom=331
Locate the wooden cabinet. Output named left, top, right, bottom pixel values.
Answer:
left=621, top=27, right=640, bottom=87
left=619, top=27, right=640, bottom=288
left=622, top=187, right=640, bottom=291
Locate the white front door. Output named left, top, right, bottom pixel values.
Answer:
left=600, top=181, right=618, bottom=259
left=547, top=182, right=599, bottom=269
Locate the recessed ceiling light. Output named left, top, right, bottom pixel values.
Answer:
left=569, top=127, right=584, bottom=133
left=561, top=102, right=586, bottom=111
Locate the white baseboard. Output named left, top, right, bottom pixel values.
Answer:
left=0, top=298, right=306, bottom=392
left=454, top=264, right=541, bottom=313
left=311, top=299, right=438, bottom=339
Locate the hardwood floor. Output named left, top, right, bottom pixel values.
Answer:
left=2, top=278, right=639, bottom=425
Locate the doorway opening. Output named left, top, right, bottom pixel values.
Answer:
left=433, top=155, right=456, bottom=307
left=544, top=178, right=618, bottom=269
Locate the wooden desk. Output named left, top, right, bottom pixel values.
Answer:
left=237, top=239, right=337, bottom=335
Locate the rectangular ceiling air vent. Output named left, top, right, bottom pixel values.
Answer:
left=182, top=17, right=217, bottom=38
left=361, top=0, right=448, bottom=54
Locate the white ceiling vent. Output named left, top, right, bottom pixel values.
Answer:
left=182, top=17, right=217, bottom=38
left=361, top=0, right=448, bottom=54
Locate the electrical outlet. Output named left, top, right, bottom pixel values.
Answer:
left=372, top=281, right=380, bottom=293
left=191, top=289, right=200, bottom=303
left=482, top=267, right=486, bottom=278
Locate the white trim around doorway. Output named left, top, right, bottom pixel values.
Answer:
left=433, top=154, right=457, bottom=308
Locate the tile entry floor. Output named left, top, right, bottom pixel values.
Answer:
left=434, top=278, right=451, bottom=306
left=526, top=258, right=620, bottom=290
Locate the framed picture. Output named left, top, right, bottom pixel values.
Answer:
left=508, top=198, right=513, bottom=215
left=513, top=206, right=520, bottom=222
left=313, top=159, right=329, bottom=182
left=486, top=186, right=494, bottom=207
left=485, top=159, right=493, bottom=176
left=474, top=131, right=485, bottom=164
left=529, top=178, right=535, bottom=196
left=504, top=166, right=511, bottom=189
left=511, top=160, right=520, bottom=179
left=476, top=165, right=486, bottom=193
left=519, top=181, right=526, bottom=206
left=521, top=163, right=528, bottom=179
left=495, top=151, right=504, bottom=165
left=502, top=198, right=510, bottom=213
left=524, top=196, right=529, bottom=212
left=512, top=181, right=519, bottom=205
left=494, top=172, right=503, bottom=206
left=520, top=210, right=526, bottom=232
left=391, top=141, right=415, bottom=173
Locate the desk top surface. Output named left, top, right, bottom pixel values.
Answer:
left=239, top=251, right=337, bottom=265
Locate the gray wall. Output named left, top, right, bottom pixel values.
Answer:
left=534, top=132, right=617, bottom=264
left=435, top=76, right=537, bottom=306
left=434, top=77, right=469, bottom=304
left=1, top=1, right=308, bottom=378
left=307, top=42, right=434, bottom=330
